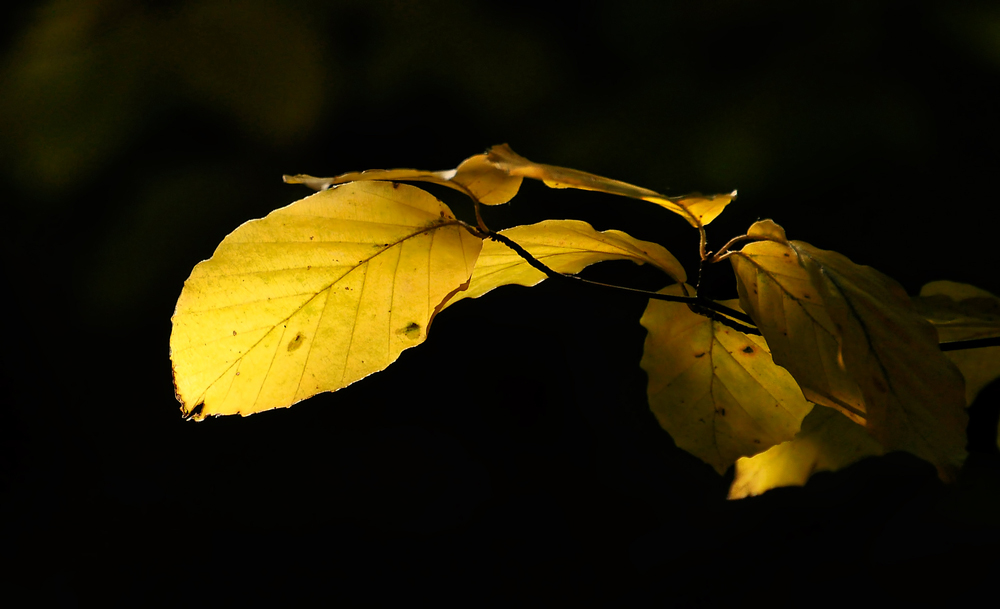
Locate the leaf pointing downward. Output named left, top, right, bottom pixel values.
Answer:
left=640, top=284, right=813, bottom=474
left=443, top=219, right=686, bottom=308
left=170, top=181, right=482, bottom=420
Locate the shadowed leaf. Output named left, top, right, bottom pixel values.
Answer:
left=640, top=284, right=813, bottom=474
left=170, top=181, right=482, bottom=420
left=795, top=241, right=968, bottom=471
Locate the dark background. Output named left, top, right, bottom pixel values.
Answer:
left=3, top=0, right=999, bottom=605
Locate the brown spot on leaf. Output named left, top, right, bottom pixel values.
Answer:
left=717, top=407, right=726, bottom=416
left=233, top=330, right=237, bottom=336
left=287, top=332, right=306, bottom=352
left=397, top=322, right=421, bottom=339
left=742, top=345, right=755, bottom=354
left=694, top=352, right=705, bottom=358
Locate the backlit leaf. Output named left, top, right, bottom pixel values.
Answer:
left=794, top=241, right=968, bottom=470
left=284, top=152, right=522, bottom=206
left=640, top=284, right=813, bottom=474
left=486, top=144, right=736, bottom=227
left=170, top=181, right=482, bottom=420
left=443, top=219, right=686, bottom=308
left=730, top=226, right=867, bottom=424
left=728, top=405, right=884, bottom=499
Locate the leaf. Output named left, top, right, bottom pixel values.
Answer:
left=284, top=152, right=522, bottom=206
left=442, top=219, right=686, bottom=309
left=728, top=405, right=884, bottom=499
left=913, top=280, right=1000, bottom=409
left=793, top=240, right=968, bottom=470
left=170, top=181, right=483, bottom=420
left=639, top=284, right=813, bottom=474
left=485, top=144, right=736, bottom=227
left=730, top=225, right=868, bottom=425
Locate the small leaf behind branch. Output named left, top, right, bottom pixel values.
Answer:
left=914, top=281, right=1000, bottom=420
left=443, top=219, right=686, bottom=308
left=640, top=284, right=813, bottom=474
left=170, top=181, right=482, bottom=420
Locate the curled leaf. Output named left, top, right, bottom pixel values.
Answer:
left=284, top=152, right=522, bottom=206
left=640, top=284, right=813, bottom=474
left=170, top=181, right=482, bottom=420
left=443, top=219, right=685, bottom=308
left=486, top=144, right=736, bottom=227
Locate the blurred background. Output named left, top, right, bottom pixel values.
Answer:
left=3, top=0, right=999, bottom=604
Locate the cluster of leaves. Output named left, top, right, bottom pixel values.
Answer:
left=170, top=146, right=1000, bottom=497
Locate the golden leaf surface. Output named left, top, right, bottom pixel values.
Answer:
left=794, top=241, right=968, bottom=470
left=170, top=181, right=483, bottom=420
left=485, top=144, right=736, bottom=227
left=914, top=281, right=1000, bottom=450
left=284, top=152, right=523, bottom=206
left=442, top=219, right=686, bottom=309
left=640, top=284, right=813, bottom=474
left=730, top=224, right=867, bottom=424
left=728, top=406, right=884, bottom=499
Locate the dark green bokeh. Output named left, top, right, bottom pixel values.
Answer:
left=4, top=0, right=999, bottom=604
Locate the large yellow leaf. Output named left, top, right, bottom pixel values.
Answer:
left=485, top=144, right=736, bottom=227
left=170, top=181, right=483, bottom=420
left=794, top=241, right=968, bottom=470
left=442, top=219, right=686, bottom=308
left=283, top=152, right=522, bottom=206
left=730, top=222, right=867, bottom=424
left=728, top=405, right=884, bottom=499
left=639, top=284, right=813, bottom=474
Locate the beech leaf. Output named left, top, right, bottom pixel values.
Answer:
left=639, top=284, right=813, bottom=474
left=730, top=227, right=867, bottom=424
left=794, top=241, right=968, bottom=470
left=170, top=181, right=482, bottom=420
left=485, top=144, right=736, bottom=227
left=443, top=219, right=686, bottom=308
left=283, top=152, right=523, bottom=206
left=728, top=405, right=884, bottom=499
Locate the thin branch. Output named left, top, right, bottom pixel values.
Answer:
left=486, top=231, right=761, bottom=334
left=939, top=336, right=1000, bottom=351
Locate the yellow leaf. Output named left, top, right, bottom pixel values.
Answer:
left=794, top=241, right=968, bottom=470
left=283, top=152, right=522, bottom=206
left=442, top=219, right=686, bottom=308
left=914, top=280, right=1000, bottom=409
left=728, top=406, right=884, bottom=499
left=170, top=181, right=483, bottom=420
left=639, top=284, right=813, bottom=474
left=730, top=228, right=867, bottom=424
left=485, top=144, right=736, bottom=227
